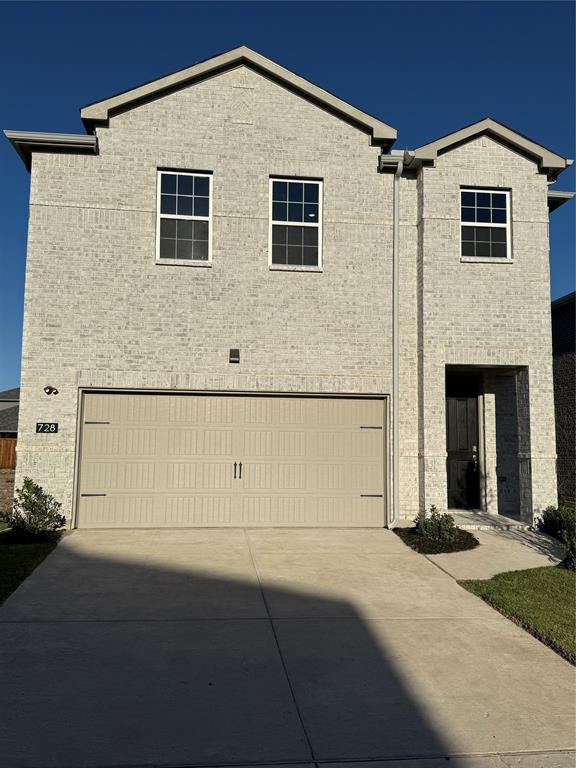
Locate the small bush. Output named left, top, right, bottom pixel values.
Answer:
left=560, top=530, right=576, bottom=572
left=537, top=504, right=576, bottom=572
left=1, top=477, right=65, bottom=541
left=538, top=503, right=576, bottom=539
left=414, top=505, right=457, bottom=544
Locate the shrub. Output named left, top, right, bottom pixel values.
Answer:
left=1, top=477, right=65, bottom=541
left=537, top=504, right=576, bottom=572
left=414, top=505, right=457, bottom=544
left=560, top=530, right=576, bottom=572
left=538, top=503, right=576, bottom=539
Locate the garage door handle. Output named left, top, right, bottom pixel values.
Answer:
left=238, top=461, right=242, bottom=480
left=233, top=462, right=237, bottom=479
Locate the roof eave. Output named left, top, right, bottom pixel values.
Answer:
left=80, top=46, right=397, bottom=146
left=4, top=130, right=98, bottom=170
left=551, top=291, right=576, bottom=309
left=547, top=190, right=575, bottom=212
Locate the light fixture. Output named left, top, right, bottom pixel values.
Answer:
left=43, top=386, right=59, bottom=395
left=229, top=349, right=240, bottom=364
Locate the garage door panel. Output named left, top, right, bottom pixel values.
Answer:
left=77, top=394, right=386, bottom=528
left=80, top=496, right=155, bottom=527
left=165, top=495, right=233, bottom=525
left=125, top=429, right=157, bottom=455
left=82, top=461, right=157, bottom=491
left=169, top=396, right=235, bottom=425
left=166, top=462, right=234, bottom=491
left=85, top=393, right=160, bottom=424
left=167, top=428, right=234, bottom=457
left=82, top=427, right=122, bottom=456
left=239, top=495, right=382, bottom=526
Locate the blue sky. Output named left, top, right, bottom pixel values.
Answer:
left=0, top=1, right=574, bottom=390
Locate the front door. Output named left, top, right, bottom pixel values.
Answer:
left=446, top=396, right=480, bottom=509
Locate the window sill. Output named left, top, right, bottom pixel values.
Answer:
left=460, top=257, right=514, bottom=264
left=269, top=264, right=323, bottom=273
left=156, top=259, right=212, bottom=268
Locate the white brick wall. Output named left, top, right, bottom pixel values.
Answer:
left=15, top=66, right=558, bottom=524
left=415, top=135, right=557, bottom=517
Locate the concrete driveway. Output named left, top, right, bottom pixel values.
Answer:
left=0, top=528, right=574, bottom=768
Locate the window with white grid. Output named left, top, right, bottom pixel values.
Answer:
left=157, top=171, right=212, bottom=264
left=270, top=178, right=322, bottom=268
left=460, top=188, right=511, bottom=260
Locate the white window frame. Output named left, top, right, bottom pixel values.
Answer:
left=156, top=170, right=213, bottom=267
left=268, top=177, right=323, bottom=271
left=460, top=187, right=512, bottom=262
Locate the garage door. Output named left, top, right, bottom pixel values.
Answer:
left=76, top=393, right=386, bottom=528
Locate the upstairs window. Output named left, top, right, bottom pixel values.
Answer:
left=270, top=178, right=322, bottom=268
left=460, top=188, right=510, bottom=259
left=157, top=171, right=212, bottom=263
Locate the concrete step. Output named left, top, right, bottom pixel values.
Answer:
left=451, top=510, right=532, bottom=531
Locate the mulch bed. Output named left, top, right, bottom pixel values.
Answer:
left=393, top=526, right=479, bottom=554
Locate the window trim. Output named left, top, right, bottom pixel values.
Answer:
left=460, top=187, right=512, bottom=262
left=156, top=170, right=213, bottom=266
left=268, top=177, right=323, bottom=271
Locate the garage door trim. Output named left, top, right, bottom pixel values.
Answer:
left=72, top=389, right=389, bottom=529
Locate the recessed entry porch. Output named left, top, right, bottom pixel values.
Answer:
left=445, top=366, right=532, bottom=523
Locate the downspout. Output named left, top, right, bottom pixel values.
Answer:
left=379, top=151, right=414, bottom=526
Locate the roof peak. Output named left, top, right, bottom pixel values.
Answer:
left=413, top=117, right=570, bottom=180
left=79, top=46, right=396, bottom=146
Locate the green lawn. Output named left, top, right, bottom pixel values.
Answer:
left=461, top=566, right=576, bottom=665
left=0, top=533, right=57, bottom=605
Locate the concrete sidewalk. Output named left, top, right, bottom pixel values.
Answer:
left=427, top=528, right=565, bottom=580
left=0, top=528, right=574, bottom=767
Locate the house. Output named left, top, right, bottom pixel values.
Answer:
left=4, top=47, right=574, bottom=529
left=0, top=388, right=19, bottom=469
left=551, top=291, right=575, bottom=505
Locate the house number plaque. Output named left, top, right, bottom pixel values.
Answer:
left=36, top=423, right=58, bottom=433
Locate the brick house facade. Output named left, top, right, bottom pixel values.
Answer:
left=5, top=47, right=573, bottom=528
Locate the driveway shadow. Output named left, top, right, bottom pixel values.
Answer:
left=0, top=529, right=573, bottom=767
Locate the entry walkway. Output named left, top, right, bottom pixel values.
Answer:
left=428, top=527, right=565, bottom=580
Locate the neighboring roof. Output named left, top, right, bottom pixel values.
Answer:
left=79, top=45, right=397, bottom=146
left=0, top=405, right=18, bottom=433
left=0, top=388, right=19, bottom=402
left=552, top=291, right=576, bottom=310
left=413, top=117, right=571, bottom=180
left=548, top=190, right=575, bottom=212
left=3, top=131, right=97, bottom=171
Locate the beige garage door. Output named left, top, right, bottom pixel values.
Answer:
left=76, top=393, right=386, bottom=528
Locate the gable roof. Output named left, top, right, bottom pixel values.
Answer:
left=0, top=405, right=18, bottom=434
left=0, top=388, right=19, bottom=402
left=80, top=46, right=397, bottom=146
left=413, top=117, right=571, bottom=180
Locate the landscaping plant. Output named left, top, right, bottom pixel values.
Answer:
left=1, top=477, right=65, bottom=541
left=414, top=505, right=457, bottom=543
left=394, top=505, right=479, bottom=554
left=537, top=503, right=576, bottom=571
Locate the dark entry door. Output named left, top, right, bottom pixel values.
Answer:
left=446, top=397, right=480, bottom=509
